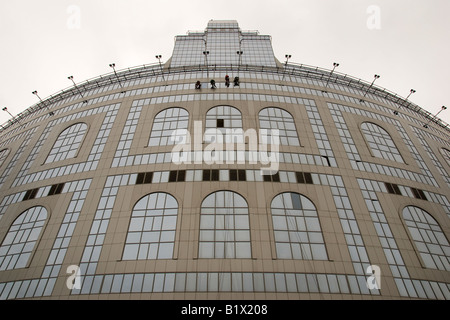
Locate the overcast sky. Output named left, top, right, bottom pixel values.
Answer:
left=0, top=0, right=449, bottom=127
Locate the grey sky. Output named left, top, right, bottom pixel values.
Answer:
left=0, top=0, right=449, bottom=126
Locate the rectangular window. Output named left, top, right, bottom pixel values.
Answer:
left=385, top=182, right=401, bottom=195
left=229, top=169, right=238, bottom=181
left=48, top=183, right=65, bottom=196
left=296, top=172, right=305, bottom=184
left=144, top=172, right=153, bottom=184
left=23, top=188, right=39, bottom=201
left=177, top=170, right=186, bottom=182
left=417, top=189, right=427, bottom=201
left=217, top=119, right=224, bottom=128
left=322, top=156, right=331, bottom=167
left=238, top=170, right=246, bottom=181
left=392, top=184, right=401, bottom=195
left=30, top=188, right=38, bottom=199
left=262, top=172, right=280, bottom=182
left=211, top=169, right=219, bottom=181
left=48, top=184, right=58, bottom=196
left=23, top=189, right=33, bottom=201
left=136, top=173, right=145, bottom=185
left=274, top=172, right=281, bottom=182
left=202, top=169, right=220, bottom=181
left=229, top=169, right=246, bottom=181
left=385, top=182, right=394, bottom=194
left=411, top=187, right=428, bottom=201
left=55, top=183, right=64, bottom=195
left=136, top=172, right=153, bottom=185
left=304, top=172, right=313, bottom=184
left=203, top=170, right=211, bottom=181
left=169, top=171, right=178, bottom=182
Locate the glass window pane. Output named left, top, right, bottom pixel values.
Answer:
left=45, top=123, right=87, bottom=164
left=199, top=191, right=251, bottom=259
left=148, top=108, right=189, bottom=146
left=122, top=193, right=178, bottom=260
left=361, top=122, right=404, bottom=163
left=259, top=107, right=300, bottom=146
left=271, top=193, right=328, bottom=261
left=402, top=206, right=450, bottom=271
left=0, top=207, right=47, bottom=271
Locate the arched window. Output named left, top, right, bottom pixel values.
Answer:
left=199, top=191, right=251, bottom=258
left=258, top=107, right=300, bottom=146
left=204, top=105, right=243, bottom=144
left=0, top=149, right=9, bottom=167
left=148, top=107, right=189, bottom=147
left=122, top=193, right=178, bottom=260
left=45, top=123, right=87, bottom=164
left=0, top=206, right=47, bottom=271
left=402, top=206, right=450, bottom=271
left=361, top=122, right=404, bottom=163
left=271, top=192, right=327, bottom=260
left=440, top=148, right=450, bottom=167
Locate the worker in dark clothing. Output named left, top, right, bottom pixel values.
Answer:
left=233, top=76, right=240, bottom=87
left=210, top=79, right=216, bottom=89
left=225, top=75, right=230, bottom=88
left=195, top=81, right=201, bottom=89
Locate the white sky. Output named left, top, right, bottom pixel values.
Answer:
left=0, top=0, right=449, bottom=127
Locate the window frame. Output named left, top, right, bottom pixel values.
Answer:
left=0, top=206, right=48, bottom=271
left=148, top=107, right=190, bottom=147
left=270, top=192, right=328, bottom=260
left=258, top=107, right=300, bottom=147
left=402, top=205, right=450, bottom=271
left=44, top=122, right=88, bottom=164
left=360, top=121, right=404, bottom=163
left=122, top=192, right=179, bottom=261
left=198, top=190, right=252, bottom=259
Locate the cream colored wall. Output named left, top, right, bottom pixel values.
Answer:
left=0, top=72, right=448, bottom=300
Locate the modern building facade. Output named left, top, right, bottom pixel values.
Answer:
left=0, top=20, right=449, bottom=300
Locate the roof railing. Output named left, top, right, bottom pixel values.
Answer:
left=1, top=62, right=448, bottom=135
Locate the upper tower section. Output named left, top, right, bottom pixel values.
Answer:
left=170, top=20, right=277, bottom=68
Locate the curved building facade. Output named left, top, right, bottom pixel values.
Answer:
left=0, top=20, right=449, bottom=300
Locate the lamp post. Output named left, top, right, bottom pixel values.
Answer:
left=284, top=54, right=291, bottom=65
left=324, top=62, right=339, bottom=89
left=2, top=107, right=14, bottom=118
left=236, top=50, right=243, bottom=77
left=109, top=63, right=123, bottom=88
left=68, top=75, right=84, bottom=98
left=362, top=74, right=380, bottom=98
left=2, top=107, right=21, bottom=125
left=423, top=106, right=447, bottom=128
left=32, top=91, right=54, bottom=116
left=32, top=90, right=41, bottom=101
left=282, top=54, right=292, bottom=81
left=236, top=50, right=243, bottom=66
left=405, top=88, right=416, bottom=101
left=155, top=55, right=165, bottom=81
left=395, top=89, right=416, bottom=115
left=203, top=51, right=210, bottom=78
